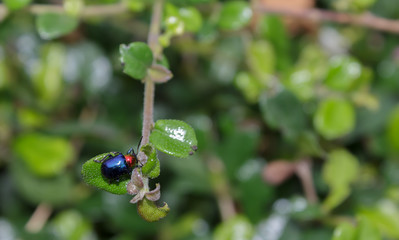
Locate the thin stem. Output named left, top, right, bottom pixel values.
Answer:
left=207, top=156, right=237, bottom=221
left=256, top=5, right=399, bottom=34
left=0, top=3, right=127, bottom=19
left=141, top=0, right=163, bottom=149
left=295, top=159, right=319, bottom=204
left=25, top=203, right=52, bottom=233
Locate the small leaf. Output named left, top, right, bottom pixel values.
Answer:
left=356, top=217, right=382, bottom=240
left=141, top=145, right=161, bottom=178
left=246, top=40, right=275, bottom=80
left=324, top=56, right=371, bottom=92
left=358, top=200, right=399, bottom=238
left=120, top=42, right=153, bottom=80
left=63, top=0, right=84, bottom=17
left=214, top=215, right=254, bottom=240
left=13, top=133, right=74, bottom=177
left=36, top=13, right=79, bottom=40
left=81, top=152, right=129, bottom=195
left=147, top=64, right=173, bottom=83
left=3, top=0, right=31, bottom=10
left=235, top=71, right=267, bottom=103
left=314, top=98, right=355, bottom=139
left=178, top=7, right=203, bottom=33
left=260, top=90, right=307, bottom=138
left=137, top=198, right=170, bottom=222
left=387, top=106, right=399, bottom=152
left=322, top=149, right=359, bottom=211
left=218, top=1, right=252, bottom=31
left=150, top=119, right=198, bottom=158
left=332, top=222, right=356, bottom=240
left=51, top=210, right=94, bottom=240
left=11, top=159, right=74, bottom=206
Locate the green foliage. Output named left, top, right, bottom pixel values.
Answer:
left=322, top=149, right=359, bottom=211
left=119, top=42, right=154, bottom=80
left=332, top=222, right=356, bottom=240
left=141, top=145, right=161, bottom=178
left=3, top=0, right=31, bottom=10
left=51, top=210, right=94, bottom=239
left=386, top=106, right=399, bottom=152
left=214, top=215, right=254, bottom=240
left=260, top=90, right=307, bottom=138
left=63, top=0, right=85, bottom=17
left=11, top=159, right=74, bottom=206
left=13, top=133, right=74, bottom=177
left=324, top=56, right=371, bottom=92
left=235, top=71, right=267, bottom=103
left=218, top=1, right=252, bottom=31
left=36, top=13, right=79, bottom=40
left=150, top=119, right=198, bottom=158
left=81, top=153, right=129, bottom=195
left=246, top=40, right=275, bottom=80
left=33, top=43, right=65, bottom=109
left=314, top=98, right=355, bottom=139
left=137, top=198, right=170, bottom=222
left=178, top=7, right=203, bottom=33
left=1, top=0, right=399, bottom=238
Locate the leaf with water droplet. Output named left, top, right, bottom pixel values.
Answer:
left=150, top=119, right=198, bottom=158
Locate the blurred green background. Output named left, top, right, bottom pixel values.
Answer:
left=1, top=0, right=399, bottom=239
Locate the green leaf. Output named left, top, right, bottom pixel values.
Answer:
left=387, top=106, right=399, bottom=152
left=120, top=42, right=153, bottom=80
left=178, top=7, right=203, bottom=33
left=63, top=0, right=84, bottom=17
left=324, top=56, right=371, bottom=92
left=218, top=1, right=252, bottom=31
left=332, top=222, right=356, bottom=240
left=246, top=40, right=275, bottom=80
left=235, top=71, right=267, bottom=103
left=260, top=90, right=307, bottom=138
left=358, top=200, right=399, bottom=238
left=3, top=0, right=32, bottom=10
left=81, top=153, right=129, bottom=195
left=356, top=217, right=382, bottom=240
left=141, top=145, right=160, bottom=179
left=33, top=43, right=65, bottom=109
left=137, top=198, right=170, bottom=222
left=168, top=0, right=212, bottom=5
left=51, top=210, right=94, bottom=240
left=13, top=133, right=74, bottom=177
left=322, top=149, right=359, bottom=211
left=36, top=13, right=79, bottom=40
left=150, top=119, right=198, bottom=158
left=314, top=98, right=355, bottom=139
left=11, top=159, right=74, bottom=206
left=258, top=16, right=291, bottom=71
left=214, top=215, right=254, bottom=240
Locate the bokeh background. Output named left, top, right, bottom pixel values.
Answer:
left=1, top=0, right=399, bottom=239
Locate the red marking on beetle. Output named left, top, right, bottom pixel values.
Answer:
left=125, top=155, right=135, bottom=167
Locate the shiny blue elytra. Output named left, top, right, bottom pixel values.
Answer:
left=94, top=150, right=137, bottom=182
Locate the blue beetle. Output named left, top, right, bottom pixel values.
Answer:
left=94, top=148, right=137, bottom=182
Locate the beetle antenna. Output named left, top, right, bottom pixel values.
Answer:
left=136, top=136, right=143, bottom=153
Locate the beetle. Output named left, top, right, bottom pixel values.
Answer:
left=94, top=148, right=137, bottom=183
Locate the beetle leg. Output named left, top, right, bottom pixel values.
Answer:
left=94, top=153, right=113, bottom=163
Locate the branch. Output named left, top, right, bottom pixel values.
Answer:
left=141, top=0, right=163, bottom=148
left=256, top=5, right=399, bottom=34
left=0, top=3, right=128, bottom=19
